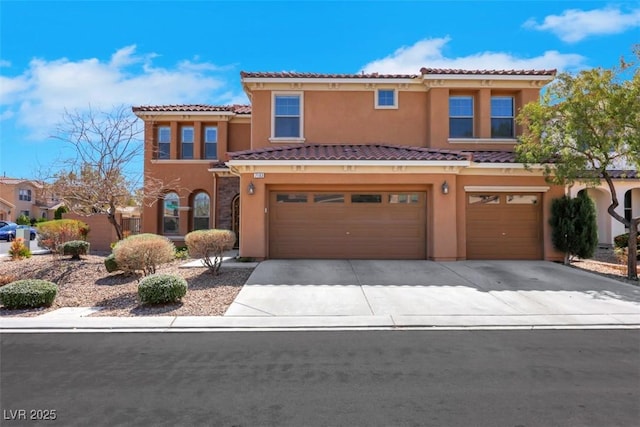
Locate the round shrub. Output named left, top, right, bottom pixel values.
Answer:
left=138, top=274, right=187, bottom=304
left=61, top=240, right=90, bottom=260
left=104, top=253, right=119, bottom=273
left=185, top=229, right=236, bottom=274
left=0, top=279, right=58, bottom=309
left=113, top=233, right=176, bottom=276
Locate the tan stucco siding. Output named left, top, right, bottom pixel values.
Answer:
left=228, top=122, right=251, bottom=154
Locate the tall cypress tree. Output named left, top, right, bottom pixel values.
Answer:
left=549, top=193, right=598, bottom=264
left=573, top=191, right=598, bottom=260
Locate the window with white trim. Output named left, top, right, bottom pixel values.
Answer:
left=375, top=89, right=397, bottom=109
left=624, top=190, right=632, bottom=224
left=18, top=189, right=32, bottom=201
left=273, top=93, right=302, bottom=139
left=491, top=96, right=515, bottom=138
left=157, top=126, right=171, bottom=159
left=181, top=126, right=194, bottom=159
left=204, top=126, right=218, bottom=159
left=449, top=96, right=474, bottom=138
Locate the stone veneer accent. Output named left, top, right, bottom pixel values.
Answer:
left=216, top=176, right=239, bottom=231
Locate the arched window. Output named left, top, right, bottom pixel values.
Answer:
left=163, top=192, right=180, bottom=235
left=193, top=192, right=210, bottom=230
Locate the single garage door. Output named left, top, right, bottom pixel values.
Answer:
left=269, top=191, right=426, bottom=259
left=466, top=193, right=542, bottom=260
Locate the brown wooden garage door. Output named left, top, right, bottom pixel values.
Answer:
left=466, top=193, right=542, bottom=260
left=269, top=191, right=426, bottom=259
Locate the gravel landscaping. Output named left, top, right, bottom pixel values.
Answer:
left=0, top=248, right=637, bottom=317
left=0, top=253, right=253, bottom=317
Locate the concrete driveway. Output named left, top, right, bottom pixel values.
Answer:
left=225, top=260, right=640, bottom=326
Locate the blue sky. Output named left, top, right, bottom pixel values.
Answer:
left=1, top=0, right=639, bottom=180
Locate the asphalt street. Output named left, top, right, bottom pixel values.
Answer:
left=1, top=330, right=638, bottom=426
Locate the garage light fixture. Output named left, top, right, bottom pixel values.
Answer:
left=247, top=182, right=255, bottom=195
left=441, top=181, right=449, bottom=195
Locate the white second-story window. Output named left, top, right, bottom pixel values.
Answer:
left=375, top=89, right=397, bottom=109
left=204, top=126, right=218, bottom=159
left=273, top=93, right=303, bottom=139
left=19, top=189, right=32, bottom=201
left=491, top=96, right=515, bottom=138
left=449, top=96, right=474, bottom=138
left=181, top=126, right=194, bottom=159
left=157, top=126, right=171, bottom=159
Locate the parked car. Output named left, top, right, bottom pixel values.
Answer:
left=0, top=220, right=13, bottom=228
left=0, top=224, right=37, bottom=241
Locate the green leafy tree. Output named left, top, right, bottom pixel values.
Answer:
left=517, top=48, right=640, bottom=280
left=15, top=214, right=30, bottom=225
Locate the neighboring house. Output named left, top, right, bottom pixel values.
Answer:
left=134, top=68, right=566, bottom=261
left=0, top=177, right=62, bottom=222
left=570, top=171, right=640, bottom=246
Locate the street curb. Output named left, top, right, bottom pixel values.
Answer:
left=2, top=314, right=639, bottom=332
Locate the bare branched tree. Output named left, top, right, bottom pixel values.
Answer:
left=49, top=105, right=177, bottom=241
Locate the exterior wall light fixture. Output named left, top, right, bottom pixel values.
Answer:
left=247, top=182, right=255, bottom=195
left=441, top=181, right=449, bottom=195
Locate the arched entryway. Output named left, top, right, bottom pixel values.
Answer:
left=579, top=188, right=612, bottom=246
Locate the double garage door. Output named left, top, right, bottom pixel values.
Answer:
left=269, top=191, right=427, bottom=259
left=268, top=190, right=542, bottom=260
left=466, top=193, right=543, bottom=259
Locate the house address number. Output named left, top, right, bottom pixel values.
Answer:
left=253, top=172, right=265, bottom=178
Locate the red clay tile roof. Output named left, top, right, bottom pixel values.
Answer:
left=240, top=72, right=420, bottom=79
left=228, top=144, right=470, bottom=161
left=420, top=68, right=557, bottom=76
left=606, top=170, right=638, bottom=179
left=132, top=104, right=251, bottom=114
left=466, top=151, right=519, bottom=163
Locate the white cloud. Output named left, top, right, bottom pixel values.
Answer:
left=0, top=45, right=247, bottom=139
left=360, top=37, right=585, bottom=74
left=524, top=7, right=640, bottom=43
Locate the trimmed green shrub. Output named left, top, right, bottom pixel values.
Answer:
left=104, top=253, right=119, bottom=273
left=54, top=205, right=68, bottom=220
left=0, top=279, right=57, bottom=309
left=613, top=233, right=640, bottom=249
left=185, top=229, right=236, bottom=274
left=37, top=219, right=90, bottom=251
left=174, top=246, right=189, bottom=260
left=61, top=240, right=90, bottom=260
left=16, top=214, right=30, bottom=225
left=138, top=274, right=187, bottom=304
left=112, top=233, right=176, bottom=276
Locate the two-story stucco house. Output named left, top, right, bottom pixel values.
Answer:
left=134, top=68, right=568, bottom=261
left=0, top=177, right=62, bottom=222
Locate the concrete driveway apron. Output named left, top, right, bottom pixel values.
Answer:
left=224, top=260, right=640, bottom=323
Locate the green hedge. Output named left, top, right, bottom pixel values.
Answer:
left=0, top=279, right=58, bottom=309
left=138, top=274, right=187, bottom=304
left=61, top=240, right=90, bottom=259
left=104, top=254, right=119, bottom=273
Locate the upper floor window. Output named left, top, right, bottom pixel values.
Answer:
left=181, top=126, right=194, bottom=159
left=272, top=93, right=303, bottom=139
left=157, top=126, right=171, bottom=159
left=449, top=96, right=474, bottom=138
left=193, top=192, right=210, bottom=231
left=491, top=96, right=515, bottom=138
left=204, top=126, right=218, bottom=159
left=18, top=189, right=32, bottom=201
left=375, top=89, right=397, bottom=109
